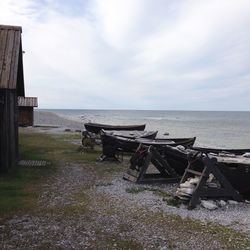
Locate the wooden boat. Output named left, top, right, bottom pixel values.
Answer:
left=103, top=130, right=158, bottom=139
left=137, top=137, right=196, bottom=149
left=102, top=132, right=195, bottom=154
left=84, top=122, right=146, bottom=134
left=99, top=130, right=157, bottom=161
left=161, top=146, right=250, bottom=197
left=101, top=130, right=158, bottom=154
left=191, top=146, right=250, bottom=155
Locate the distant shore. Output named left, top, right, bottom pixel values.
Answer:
left=34, top=110, right=84, bottom=130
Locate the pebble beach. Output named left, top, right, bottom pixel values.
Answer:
left=1, top=110, right=249, bottom=249
left=33, top=111, right=250, bottom=233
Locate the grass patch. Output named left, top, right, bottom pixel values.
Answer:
left=95, top=182, right=113, bottom=187
left=126, top=186, right=146, bottom=194
left=19, top=130, right=101, bottom=163
left=0, top=167, right=48, bottom=215
left=149, top=212, right=250, bottom=250
left=153, top=189, right=172, bottom=198
left=0, top=128, right=114, bottom=217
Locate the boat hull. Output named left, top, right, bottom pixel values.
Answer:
left=84, top=122, right=146, bottom=134
left=102, top=134, right=195, bottom=154
left=161, top=146, right=250, bottom=196
left=101, top=131, right=158, bottom=154
left=137, top=137, right=196, bottom=149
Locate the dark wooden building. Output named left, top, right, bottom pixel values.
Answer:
left=18, top=97, right=38, bottom=126
left=0, top=25, right=25, bottom=173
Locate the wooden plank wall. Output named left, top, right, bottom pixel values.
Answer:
left=0, top=27, right=22, bottom=90
left=19, top=107, right=34, bottom=126
left=0, top=89, right=18, bottom=173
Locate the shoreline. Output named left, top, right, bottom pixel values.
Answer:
left=34, top=110, right=250, bottom=148
left=34, top=111, right=84, bottom=130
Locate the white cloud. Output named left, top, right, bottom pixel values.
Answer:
left=0, top=0, right=250, bottom=110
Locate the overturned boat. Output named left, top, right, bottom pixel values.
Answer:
left=84, top=122, right=146, bottom=134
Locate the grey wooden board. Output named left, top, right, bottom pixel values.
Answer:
left=18, top=160, right=49, bottom=167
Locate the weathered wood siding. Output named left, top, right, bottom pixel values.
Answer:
left=0, top=89, right=18, bottom=173
left=18, top=107, right=34, bottom=126
left=0, top=25, right=24, bottom=174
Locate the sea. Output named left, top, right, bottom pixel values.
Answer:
left=39, top=109, right=250, bottom=148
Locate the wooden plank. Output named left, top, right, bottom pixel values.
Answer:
left=18, top=97, right=38, bottom=107
left=5, top=91, right=10, bottom=171
left=9, top=91, right=17, bottom=167
left=9, top=30, right=20, bottom=89
left=0, top=25, right=22, bottom=32
left=0, top=91, right=4, bottom=172
left=185, top=169, right=204, bottom=176
left=1, top=30, right=15, bottom=89
left=18, top=160, right=49, bottom=167
left=16, top=39, right=25, bottom=96
left=14, top=91, right=19, bottom=160
left=0, top=30, right=8, bottom=85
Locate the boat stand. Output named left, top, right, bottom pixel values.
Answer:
left=179, top=155, right=243, bottom=209
left=123, top=145, right=180, bottom=184
left=99, top=145, right=123, bottom=162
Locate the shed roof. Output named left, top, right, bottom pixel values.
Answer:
left=18, top=96, right=38, bottom=107
left=0, top=24, right=24, bottom=96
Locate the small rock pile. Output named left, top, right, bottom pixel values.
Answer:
left=175, top=176, right=200, bottom=201
left=175, top=173, right=221, bottom=202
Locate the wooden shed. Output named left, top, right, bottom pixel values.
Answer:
left=18, top=97, right=38, bottom=126
left=0, top=25, right=25, bottom=173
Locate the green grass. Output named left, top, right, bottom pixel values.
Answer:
left=0, top=129, right=102, bottom=216
left=0, top=167, right=46, bottom=215
left=19, top=131, right=101, bottom=163
left=0, top=128, right=126, bottom=216
left=126, top=186, right=147, bottom=194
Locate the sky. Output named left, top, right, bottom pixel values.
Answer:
left=0, top=0, right=250, bottom=110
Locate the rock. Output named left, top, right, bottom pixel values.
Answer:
left=206, top=182, right=220, bottom=188
left=178, top=187, right=194, bottom=195
left=228, top=200, right=238, bottom=205
left=176, top=145, right=185, bottom=151
left=189, top=176, right=200, bottom=185
left=176, top=189, right=192, bottom=197
left=201, top=200, right=218, bottom=210
left=160, top=246, right=168, bottom=250
left=218, top=200, right=227, bottom=207
left=163, top=132, right=169, bottom=136
left=242, top=153, right=250, bottom=158
left=245, top=200, right=250, bottom=204
left=180, top=181, right=195, bottom=189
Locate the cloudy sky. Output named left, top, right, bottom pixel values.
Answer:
left=0, top=0, right=250, bottom=110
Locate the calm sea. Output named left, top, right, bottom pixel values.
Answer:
left=39, top=109, right=250, bottom=148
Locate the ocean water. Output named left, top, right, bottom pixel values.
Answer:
left=39, top=109, right=250, bottom=148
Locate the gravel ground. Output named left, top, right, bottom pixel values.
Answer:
left=1, top=112, right=249, bottom=249
left=0, top=160, right=232, bottom=249
left=97, top=175, right=250, bottom=235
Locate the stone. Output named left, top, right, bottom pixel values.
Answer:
left=228, top=200, right=238, bottom=205
left=218, top=200, right=227, bottom=207
left=242, top=153, right=250, bottom=158
left=178, top=187, right=194, bottom=195
left=180, top=181, right=195, bottom=189
left=189, top=176, right=200, bottom=185
left=201, top=200, right=218, bottom=210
